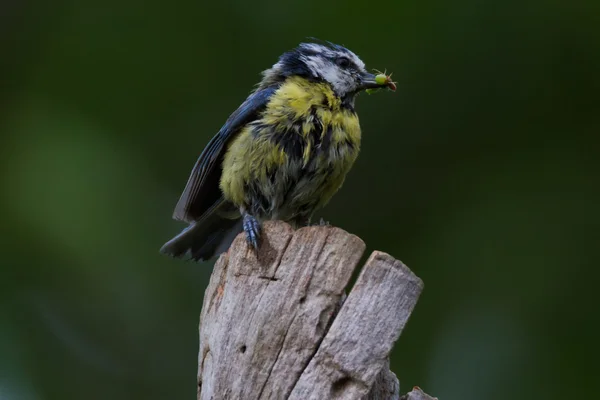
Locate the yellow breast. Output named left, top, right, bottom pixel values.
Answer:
left=220, top=76, right=362, bottom=218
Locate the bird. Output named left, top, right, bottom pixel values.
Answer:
left=161, top=41, right=395, bottom=261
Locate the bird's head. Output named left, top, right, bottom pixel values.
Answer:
left=259, top=42, right=395, bottom=103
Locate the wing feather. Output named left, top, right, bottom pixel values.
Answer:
left=172, top=87, right=277, bottom=222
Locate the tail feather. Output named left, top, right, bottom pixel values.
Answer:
left=160, top=215, right=242, bottom=262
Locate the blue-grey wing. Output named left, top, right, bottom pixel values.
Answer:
left=172, top=87, right=276, bottom=222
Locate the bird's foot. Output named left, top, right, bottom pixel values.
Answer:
left=243, top=213, right=261, bottom=250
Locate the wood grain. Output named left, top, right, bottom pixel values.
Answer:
left=196, top=221, right=432, bottom=400
left=288, top=251, right=423, bottom=400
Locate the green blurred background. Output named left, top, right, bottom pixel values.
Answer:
left=1, top=0, right=598, bottom=399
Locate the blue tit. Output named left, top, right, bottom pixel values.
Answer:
left=161, top=42, right=395, bottom=261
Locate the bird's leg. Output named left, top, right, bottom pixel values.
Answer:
left=242, top=212, right=261, bottom=250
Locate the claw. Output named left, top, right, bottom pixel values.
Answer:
left=243, top=213, right=261, bottom=250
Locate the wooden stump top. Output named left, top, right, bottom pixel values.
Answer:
left=196, top=221, right=432, bottom=400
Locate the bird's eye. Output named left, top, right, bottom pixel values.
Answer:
left=336, top=56, right=351, bottom=68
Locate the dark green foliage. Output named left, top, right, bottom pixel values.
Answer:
left=0, top=0, right=598, bottom=399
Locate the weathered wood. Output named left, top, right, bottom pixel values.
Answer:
left=288, top=251, right=423, bottom=399
left=399, top=387, right=438, bottom=400
left=197, top=221, right=433, bottom=400
left=362, top=359, right=400, bottom=400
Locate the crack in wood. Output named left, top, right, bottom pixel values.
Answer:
left=256, top=311, right=298, bottom=399
left=197, top=222, right=432, bottom=400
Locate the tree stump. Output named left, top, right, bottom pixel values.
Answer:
left=197, top=221, right=435, bottom=400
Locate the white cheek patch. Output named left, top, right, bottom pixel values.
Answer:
left=301, top=55, right=327, bottom=79
left=303, top=55, right=355, bottom=95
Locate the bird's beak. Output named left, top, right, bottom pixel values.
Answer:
left=358, top=72, right=396, bottom=91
